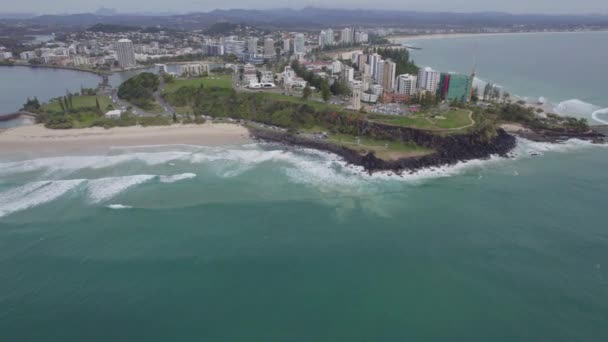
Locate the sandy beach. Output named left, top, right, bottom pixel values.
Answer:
left=0, top=123, right=251, bottom=157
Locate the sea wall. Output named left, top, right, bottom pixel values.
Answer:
left=0, top=111, right=36, bottom=122
left=248, top=124, right=517, bottom=173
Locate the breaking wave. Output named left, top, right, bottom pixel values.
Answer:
left=87, top=175, right=157, bottom=203
left=591, top=108, right=608, bottom=125
left=107, top=204, right=133, bottom=210
left=1, top=137, right=605, bottom=218
left=0, top=179, right=85, bottom=218
left=159, top=173, right=197, bottom=183
left=0, top=173, right=196, bottom=217
left=0, top=151, right=191, bottom=177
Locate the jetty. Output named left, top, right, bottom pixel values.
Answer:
left=0, top=111, right=37, bottom=122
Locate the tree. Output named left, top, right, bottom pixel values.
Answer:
left=330, top=80, right=351, bottom=96
left=483, top=83, right=492, bottom=101
left=58, top=97, right=66, bottom=114
left=321, top=81, right=331, bottom=102
left=471, top=87, right=479, bottom=103
left=22, top=97, right=41, bottom=112
left=67, top=94, right=74, bottom=110
left=302, top=84, right=312, bottom=100
left=491, top=87, right=501, bottom=101
left=162, top=73, right=175, bottom=84
left=502, top=91, right=511, bottom=103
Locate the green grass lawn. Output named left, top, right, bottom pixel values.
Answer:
left=327, top=133, right=434, bottom=160
left=368, top=108, right=473, bottom=131
left=43, top=95, right=112, bottom=113
left=163, top=75, right=232, bottom=93
left=255, top=92, right=346, bottom=112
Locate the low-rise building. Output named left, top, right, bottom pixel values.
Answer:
left=178, top=63, right=205, bottom=76
left=155, top=64, right=168, bottom=74
left=0, top=51, right=13, bottom=60
left=20, top=51, right=36, bottom=61
left=105, top=109, right=122, bottom=119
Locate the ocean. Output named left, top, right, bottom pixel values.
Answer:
left=399, top=31, right=608, bottom=124
left=1, top=32, right=608, bottom=341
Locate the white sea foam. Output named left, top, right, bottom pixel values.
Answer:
left=86, top=175, right=156, bottom=203
left=0, top=152, right=190, bottom=176
left=106, top=204, right=133, bottom=209
left=0, top=172, right=200, bottom=217
left=554, top=99, right=599, bottom=116
left=0, top=179, right=85, bottom=218
left=1, top=136, right=604, bottom=217
left=159, top=173, right=196, bottom=183
left=514, top=137, right=605, bottom=156
left=550, top=98, right=608, bottom=124
left=591, top=108, right=608, bottom=125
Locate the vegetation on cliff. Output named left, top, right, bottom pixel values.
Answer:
left=480, top=102, right=589, bottom=133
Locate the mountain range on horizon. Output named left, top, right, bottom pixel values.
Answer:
left=2, top=7, right=608, bottom=30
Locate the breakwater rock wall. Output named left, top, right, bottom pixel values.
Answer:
left=0, top=111, right=36, bottom=122
left=249, top=125, right=517, bottom=173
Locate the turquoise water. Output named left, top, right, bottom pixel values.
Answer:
left=0, top=66, right=102, bottom=115
left=1, top=140, right=607, bottom=341
left=1, top=32, right=608, bottom=341
left=0, top=65, right=175, bottom=115
left=401, top=31, right=608, bottom=123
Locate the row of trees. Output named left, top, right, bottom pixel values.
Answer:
left=290, top=60, right=351, bottom=100
left=483, top=83, right=511, bottom=102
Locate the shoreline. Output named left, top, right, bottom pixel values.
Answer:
left=249, top=125, right=518, bottom=174
left=0, top=123, right=251, bottom=157
left=0, top=63, right=112, bottom=76
left=388, top=30, right=608, bottom=42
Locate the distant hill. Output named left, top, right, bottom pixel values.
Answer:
left=1, top=8, right=608, bottom=31
left=86, top=23, right=141, bottom=33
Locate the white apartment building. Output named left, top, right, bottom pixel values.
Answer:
left=318, top=29, right=334, bottom=48
left=116, top=39, right=136, bottom=68
left=247, top=38, right=259, bottom=54
left=368, top=53, right=381, bottom=79
left=179, top=64, right=205, bottom=76
left=375, top=59, right=385, bottom=83
left=331, top=60, right=343, bottom=74
left=397, top=74, right=418, bottom=96
left=341, top=27, right=353, bottom=44
left=72, top=55, right=90, bottom=66
left=294, top=34, right=305, bottom=54
left=355, top=31, right=369, bottom=43
left=342, top=66, right=354, bottom=83
left=0, top=51, right=14, bottom=60
left=263, top=38, right=275, bottom=58
left=224, top=38, right=246, bottom=55
left=283, top=38, right=291, bottom=53
left=417, top=66, right=440, bottom=92
left=371, top=84, right=384, bottom=95
left=20, top=51, right=36, bottom=61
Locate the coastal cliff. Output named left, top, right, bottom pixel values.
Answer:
left=249, top=124, right=517, bottom=173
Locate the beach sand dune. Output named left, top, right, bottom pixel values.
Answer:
left=0, top=123, right=251, bottom=157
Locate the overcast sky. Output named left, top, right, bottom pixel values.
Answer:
left=4, top=0, right=608, bottom=15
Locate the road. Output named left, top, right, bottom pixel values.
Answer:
left=110, top=77, right=175, bottom=117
